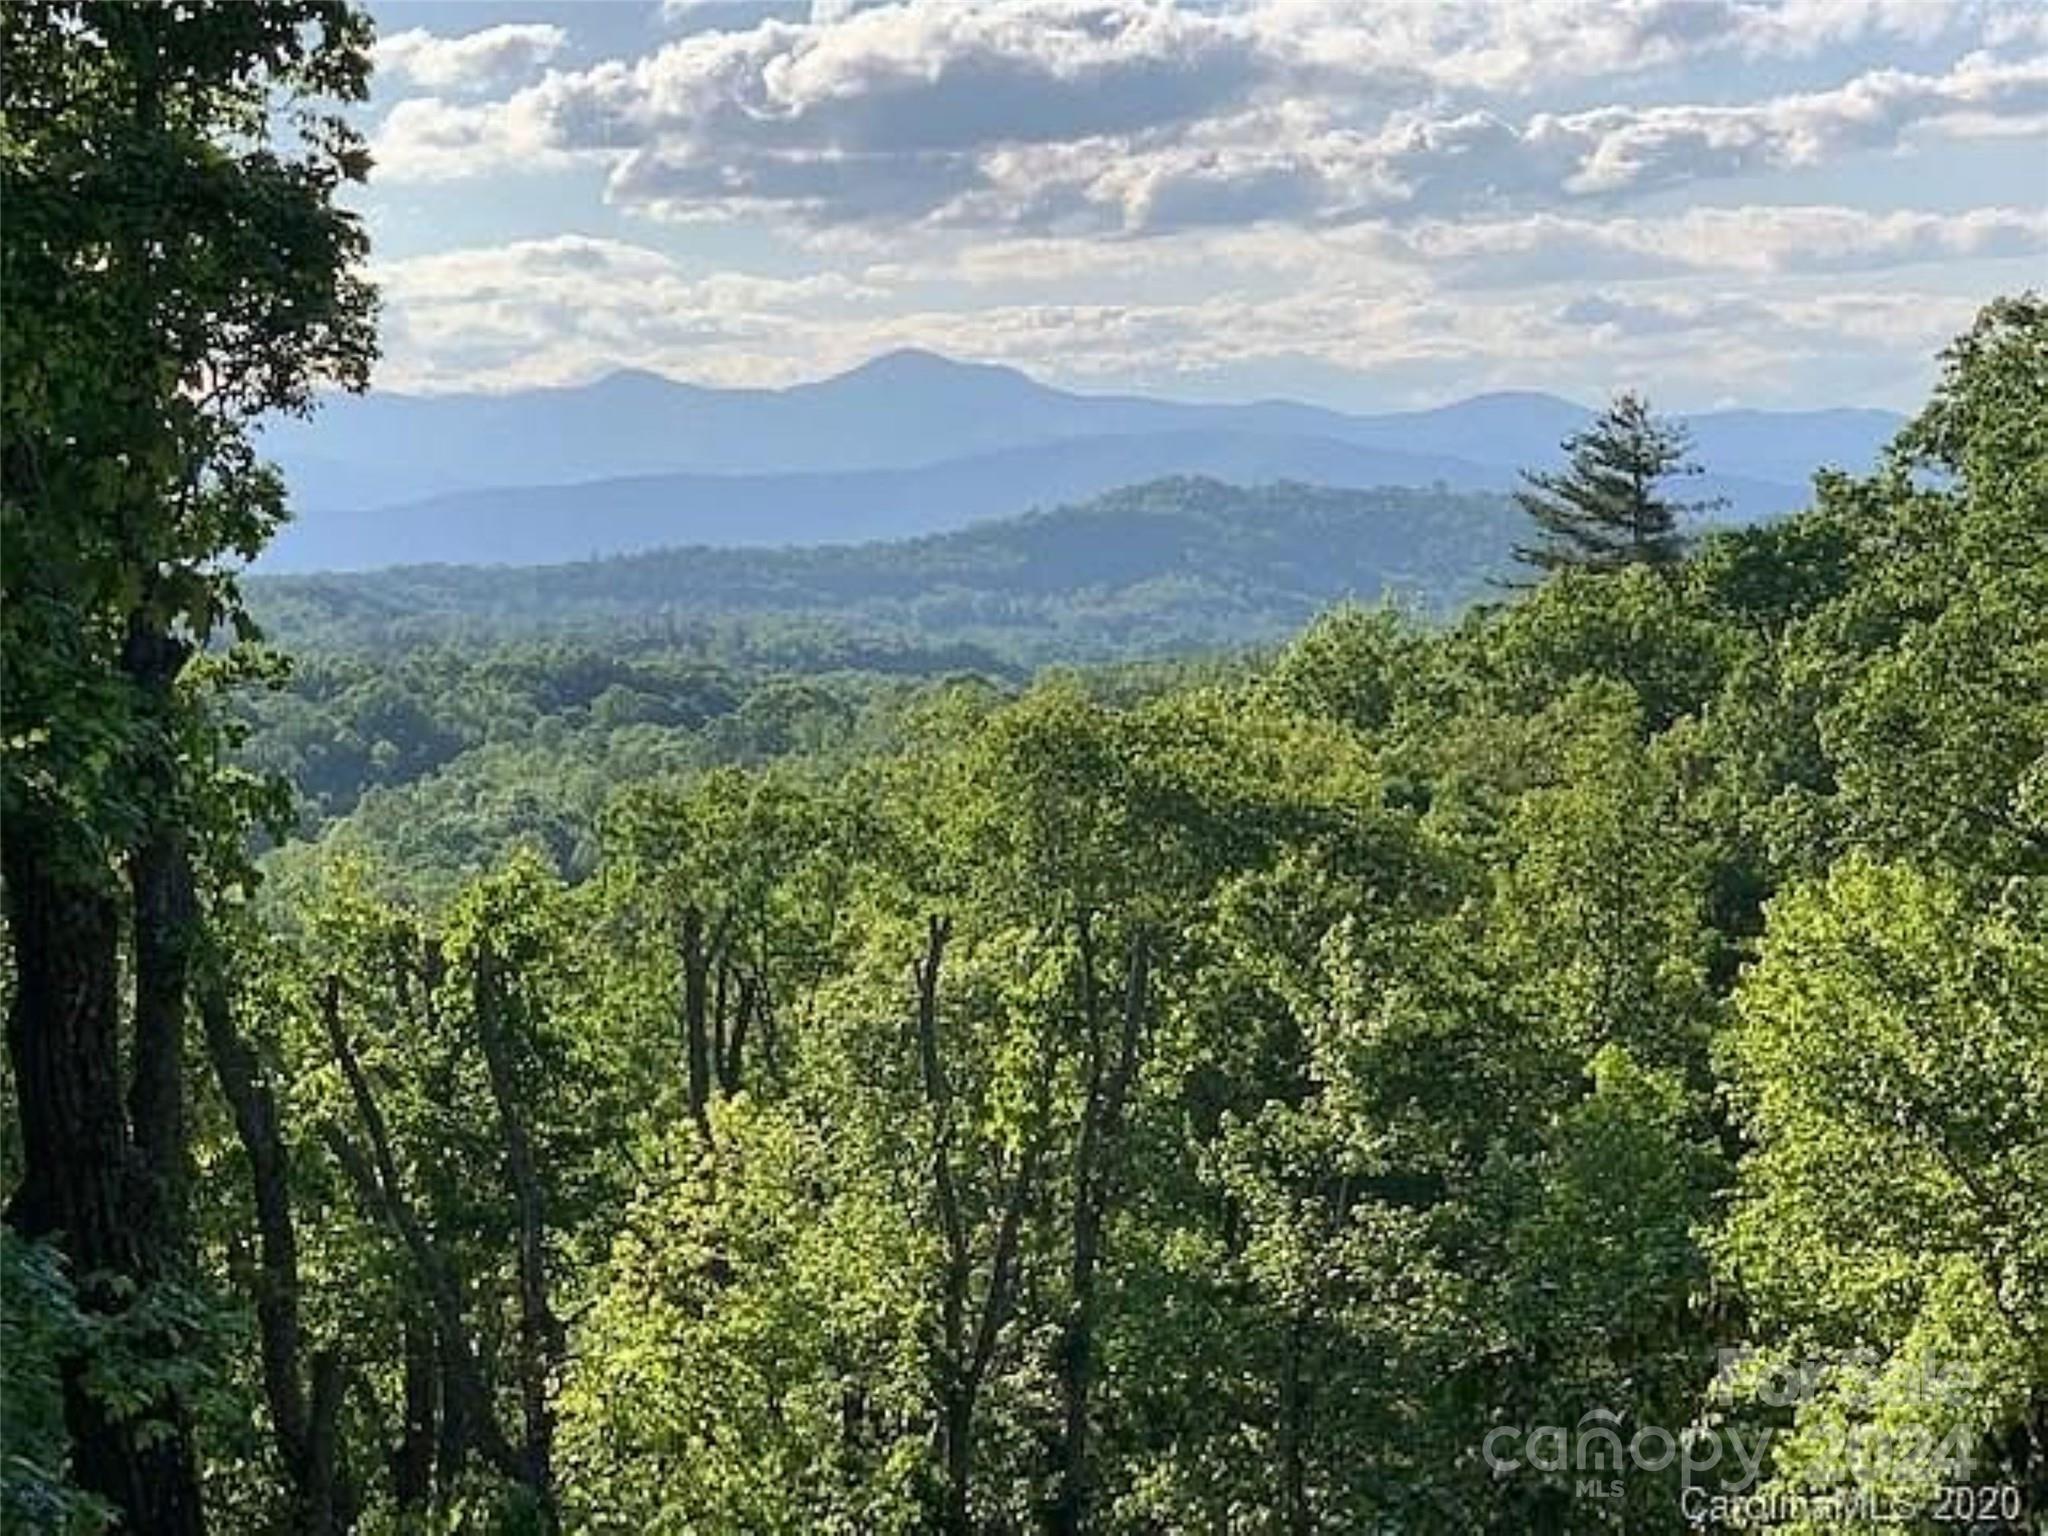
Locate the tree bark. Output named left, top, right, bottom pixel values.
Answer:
left=915, top=915, right=1041, bottom=1535
left=3, top=830, right=131, bottom=1272
left=121, top=609, right=198, bottom=1251
left=1049, top=925, right=1149, bottom=1536
left=3, top=821, right=207, bottom=1535
left=680, top=904, right=713, bottom=1142
left=392, top=1315, right=439, bottom=1513
left=199, top=970, right=353, bottom=1531
left=127, top=824, right=194, bottom=1254
left=713, top=958, right=730, bottom=1092
left=1277, top=1311, right=1311, bottom=1536
left=321, top=975, right=524, bottom=1486
left=303, top=1351, right=348, bottom=1533
left=721, top=972, right=756, bottom=1093
left=914, top=916, right=976, bottom=1534
left=473, top=942, right=565, bottom=1535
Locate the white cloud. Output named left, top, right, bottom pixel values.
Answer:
left=1247, top=0, right=1975, bottom=93
left=368, top=228, right=1981, bottom=411
left=1557, top=291, right=1778, bottom=335
left=1549, top=50, right=2048, bottom=195
left=869, top=203, right=2048, bottom=295
left=374, top=24, right=567, bottom=93
left=357, top=3, right=2042, bottom=408
left=371, top=236, right=888, bottom=390
left=371, top=3, right=2048, bottom=240
left=1552, top=287, right=1978, bottom=353
left=944, top=52, right=2048, bottom=234
left=1379, top=204, right=2048, bottom=285
left=370, top=95, right=585, bottom=182
left=660, top=0, right=871, bottom=29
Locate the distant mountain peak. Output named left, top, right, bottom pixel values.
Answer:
left=268, top=355, right=1903, bottom=547
left=826, top=347, right=1035, bottom=387
left=849, top=346, right=970, bottom=372
left=584, top=366, right=691, bottom=395
left=1454, top=389, right=1587, bottom=409
left=866, top=345, right=953, bottom=367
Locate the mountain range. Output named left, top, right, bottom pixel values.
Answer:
left=259, top=350, right=1905, bottom=573
left=252, top=478, right=1526, bottom=662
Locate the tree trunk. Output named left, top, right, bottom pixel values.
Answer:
left=914, top=917, right=975, bottom=1534
left=913, top=915, right=1040, bottom=1534
left=437, top=1321, right=486, bottom=1492
left=4, top=823, right=208, bottom=1534
left=713, top=958, right=730, bottom=1091
left=721, top=973, right=755, bottom=1093
left=939, top=1384, right=975, bottom=1536
left=1277, top=1311, right=1311, bottom=1536
left=302, top=1351, right=348, bottom=1534
left=1050, top=926, right=1148, bottom=1536
left=121, top=609, right=197, bottom=1244
left=322, top=976, right=524, bottom=1486
left=127, top=826, right=193, bottom=1254
left=474, top=942, right=565, bottom=1534
left=680, top=904, right=713, bottom=1142
left=393, top=1315, right=439, bottom=1514
left=200, top=972, right=354, bottom=1531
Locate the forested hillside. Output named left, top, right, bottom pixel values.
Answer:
left=237, top=480, right=1518, bottom=894
left=15, top=292, right=2048, bottom=1532
left=3, top=8, right=2044, bottom=1535
left=251, top=479, right=1521, bottom=654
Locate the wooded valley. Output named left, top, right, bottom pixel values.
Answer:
left=3, top=6, right=2044, bottom=1534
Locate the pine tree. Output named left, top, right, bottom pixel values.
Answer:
left=1512, top=392, right=1719, bottom=575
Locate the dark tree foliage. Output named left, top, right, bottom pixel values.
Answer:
left=0, top=4, right=374, bottom=1530
left=1513, top=392, right=1719, bottom=575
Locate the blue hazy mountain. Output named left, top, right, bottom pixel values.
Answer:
left=259, top=350, right=1903, bottom=571
left=252, top=478, right=1533, bottom=660
left=263, top=430, right=1496, bottom=571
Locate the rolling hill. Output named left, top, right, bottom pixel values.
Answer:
left=261, top=431, right=1532, bottom=571
left=253, top=477, right=1523, bottom=661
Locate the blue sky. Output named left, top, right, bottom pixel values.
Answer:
left=354, top=0, right=2048, bottom=408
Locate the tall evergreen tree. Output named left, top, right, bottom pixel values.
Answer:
left=1513, top=392, right=1717, bottom=575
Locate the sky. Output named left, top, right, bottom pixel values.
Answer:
left=355, top=0, right=2048, bottom=409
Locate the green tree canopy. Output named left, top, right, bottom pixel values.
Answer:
left=1, top=4, right=375, bottom=1529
